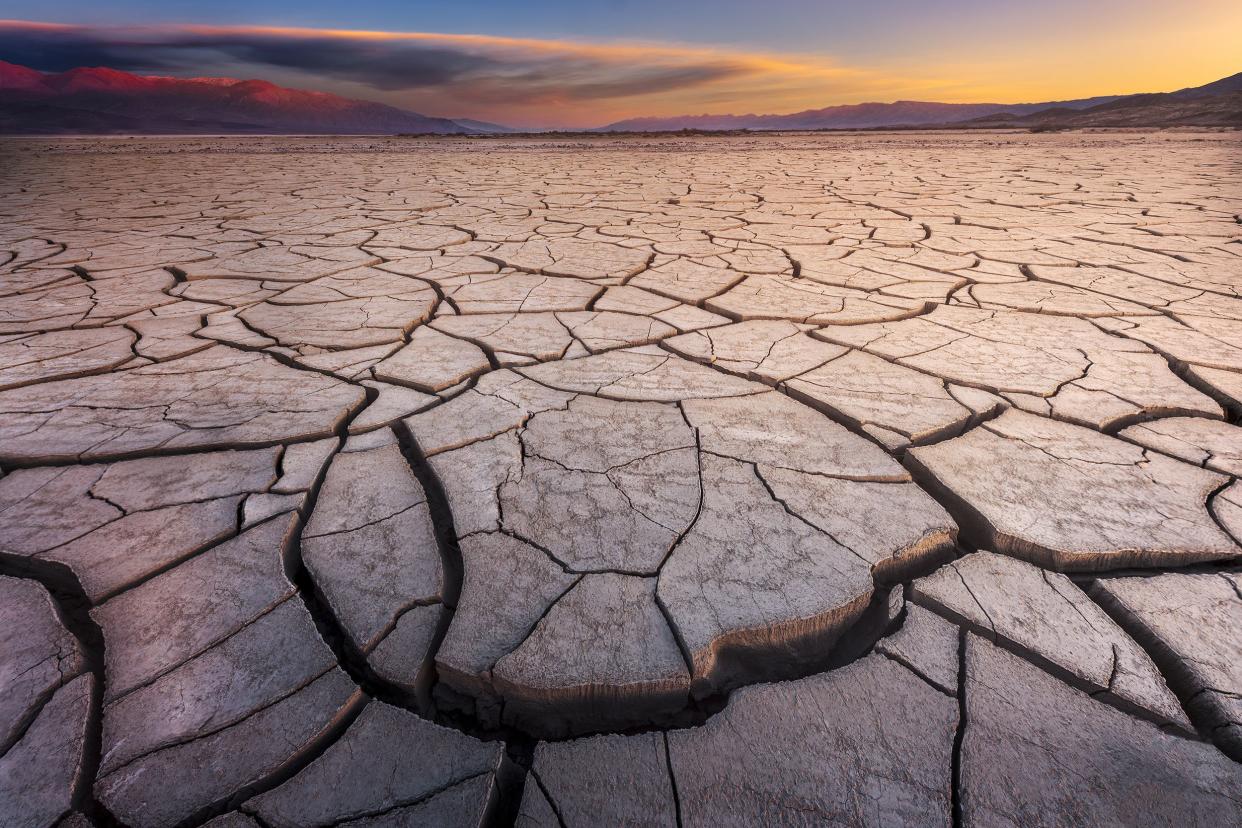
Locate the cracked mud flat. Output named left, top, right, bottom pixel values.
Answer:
left=0, top=130, right=1240, bottom=826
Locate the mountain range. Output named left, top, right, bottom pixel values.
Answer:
left=960, top=73, right=1242, bottom=129
left=597, top=96, right=1124, bottom=131
left=598, top=72, right=1242, bottom=131
left=0, top=61, right=471, bottom=134
left=1, top=60, right=1239, bottom=135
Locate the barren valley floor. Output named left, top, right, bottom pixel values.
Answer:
left=1, top=131, right=1241, bottom=826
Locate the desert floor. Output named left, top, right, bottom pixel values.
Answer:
left=1, top=130, right=1241, bottom=826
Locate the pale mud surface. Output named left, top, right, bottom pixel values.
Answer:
left=1, top=131, right=1241, bottom=826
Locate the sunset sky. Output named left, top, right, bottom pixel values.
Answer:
left=2, top=1, right=1240, bottom=127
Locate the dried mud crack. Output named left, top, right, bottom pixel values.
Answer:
left=1, top=130, right=1240, bottom=827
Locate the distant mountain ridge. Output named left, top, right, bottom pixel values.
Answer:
left=598, top=97, right=1121, bottom=132
left=1, top=60, right=1238, bottom=135
left=1169, top=71, right=1242, bottom=99
left=962, top=72, right=1242, bottom=129
left=598, top=72, right=1242, bottom=132
left=0, top=61, right=474, bottom=134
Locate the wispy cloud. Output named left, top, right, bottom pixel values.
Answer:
left=0, top=22, right=743, bottom=98
left=0, top=19, right=901, bottom=124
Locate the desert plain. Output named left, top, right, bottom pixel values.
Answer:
left=1, top=130, right=1241, bottom=826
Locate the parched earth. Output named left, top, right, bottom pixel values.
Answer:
left=1, top=130, right=1241, bottom=827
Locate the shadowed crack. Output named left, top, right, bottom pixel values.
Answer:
left=950, top=627, right=967, bottom=828
left=0, top=555, right=119, bottom=826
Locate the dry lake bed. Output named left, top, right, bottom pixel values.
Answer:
left=1, top=130, right=1241, bottom=826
